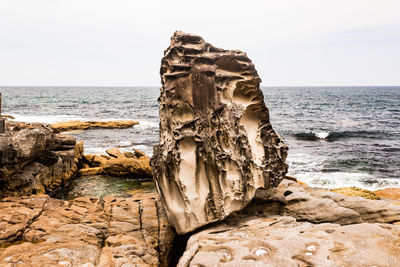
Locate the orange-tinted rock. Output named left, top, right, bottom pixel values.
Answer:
left=105, top=147, right=124, bottom=158
left=375, top=188, right=400, bottom=205
left=0, top=193, right=174, bottom=266
left=78, top=167, right=104, bottom=176
left=50, top=120, right=139, bottom=133
left=82, top=149, right=152, bottom=177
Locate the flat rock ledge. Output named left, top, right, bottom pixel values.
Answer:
left=0, top=193, right=175, bottom=266
left=178, top=179, right=400, bottom=266
left=50, top=120, right=139, bottom=133
left=79, top=148, right=152, bottom=177
left=151, top=31, right=288, bottom=234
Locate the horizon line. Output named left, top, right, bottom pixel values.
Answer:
left=1, top=85, right=400, bottom=88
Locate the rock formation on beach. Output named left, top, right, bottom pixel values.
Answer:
left=0, top=122, right=83, bottom=197
left=0, top=193, right=175, bottom=266
left=79, top=148, right=152, bottom=177
left=178, top=178, right=400, bottom=266
left=151, top=31, right=288, bottom=234
left=50, top=120, right=139, bottom=133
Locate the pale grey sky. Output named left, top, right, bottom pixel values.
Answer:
left=0, top=0, right=399, bottom=86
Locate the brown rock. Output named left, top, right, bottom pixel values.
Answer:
left=0, top=193, right=175, bottom=266
left=105, top=147, right=124, bottom=158
left=74, top=141, right=84, bottom=159
left=50, top=120, right=139, bottom=133
left=103, top=156, right=151, bottom=177
left=0, top=123, right=81, bottom=197
left=375, top=188, right=400, bottom=205
left=178, top=179, right=400, bottom=266
left=81, top=149, right=152, bottom=177
left=151, top=31, right=288, bottom=234
left=179, top=216, right=400, bottom=267
left=254, top=179, right=400, bottom=225
left=78, top=167, right=104, bottom=176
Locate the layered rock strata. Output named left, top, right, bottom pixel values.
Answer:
left=0, top=193, right=174, bottom=266
left=80, top=148, right=152, bottom=177
left=151, top=31, right=288, bottom=234
left=178, top=178, right=400, bottom=266
left=50, top=120, right=139, bottom=133
left=0, top=122, right=83, bottom=197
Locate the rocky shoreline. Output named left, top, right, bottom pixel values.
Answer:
left=0, top=120, right=399, bottom=266
left=0, top=193, right=174, bottom=266
left=1, top=31, right=400, bottom=266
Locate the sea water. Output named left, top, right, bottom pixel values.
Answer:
left=1, top=86, right=399, bottom=190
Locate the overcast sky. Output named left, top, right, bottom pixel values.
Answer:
left=0, top=0, right=399, bottom=86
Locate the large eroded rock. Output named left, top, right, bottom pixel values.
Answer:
left=151, top=31, right=288, bottom=234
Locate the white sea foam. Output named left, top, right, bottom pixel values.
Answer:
left=116, top=141, right=132, bottom=147
left=8, top=114, right=152, bottom=125
left=315, top=131, right=330, bottom=139
left=290, top=171, right=400, bottom=190
left=9, top=114, right=85, bottom=124
left=135, top=120, right=158, bottom=129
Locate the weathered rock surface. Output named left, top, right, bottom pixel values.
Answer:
left=0, top=193, right=174, bottom=266
left=375, top=188, right=400, bottom=205
left=178, top=179, right=400, bottom=266
left=151, top=31, right=288, bottom=234
left=80, top=148, right=152, bottom=177
left=179, top=216, right=400, bottom=267
left=50, top=120, right=139, bottom=133
left=0, top=122, right=84, bottom=197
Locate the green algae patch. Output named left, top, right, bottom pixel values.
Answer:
left=331, top=187, right=380, bottom=200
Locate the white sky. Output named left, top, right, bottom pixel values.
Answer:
left=0, top=0, right=399, bottom=86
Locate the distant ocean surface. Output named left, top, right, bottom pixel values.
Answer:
left=1, top=86, right=399, bottom=190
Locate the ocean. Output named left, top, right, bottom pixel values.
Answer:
left=1, top=86, right=399, bottom=190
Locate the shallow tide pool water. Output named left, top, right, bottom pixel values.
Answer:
left=53, top=175, right=155, bottom=200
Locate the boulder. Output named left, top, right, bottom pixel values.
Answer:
left=50, top=120, right=139, bottom=133
left=178, top=179, right=400, bottom=266
left=151, top=31, right=288, bottom=234
left=0, top=122, right=84, bottom=197
left=0, top=193, right=175, bottom=266
left=82, top=148, right=152, bottom=177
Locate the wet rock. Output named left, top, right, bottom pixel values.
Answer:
left=82, top=148, right=152, bottom=177
left=50, top=120, right=139, bottom=133
left=0, top=193, right=175, bottom=266
left=151, top=31, right=288, bottom=234
left=0, top=122, right=84, bottom=197
left=178, top=179, right=400, bottom=266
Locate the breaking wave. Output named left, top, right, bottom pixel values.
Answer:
left=293, top=130, right=386, bottom=141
